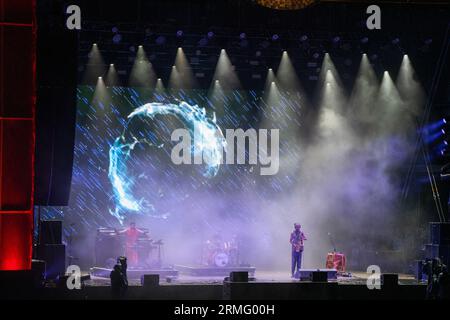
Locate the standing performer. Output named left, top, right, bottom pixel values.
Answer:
left=118, top=222, right=147, bottom=267
left=290, top=223, right=307, bottom=278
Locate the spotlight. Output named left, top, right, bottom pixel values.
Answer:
left=360, top=37, right=369, bottom=44
left=444, top=118, right=447, bottom=124
left=155, top=36, right=166, bottom=45
left=93, top=43, right=97, bottom=46
left=110, top=64, right=114, bottom=67
left=176, top=30, right=184, bottom=37
left=445, top=141, right=449, bottom=146
left=207, top=31, right=214, bottom=38
left=98, top=76, right=102, bottom=79
left=239, top=33, right=246, bottom=39
left=112, top=34, right=122, bottom=44
left=312, top=53, right=320, bottom=59
left=139, top=45, right=143, bottom=48
left=198, top=38, right=208, bottom=46
left=157, top=78, right=162, bottom=81
left=332, top=36, right=341, bottom=43
left=271, top=34, right=279, bottom=41
left=112, top=27, right=119, bottom=33
left=392, top=38, right=400, bottom=45
left=271, top=81, right=275, bottom=85
left=300, top=35, right=308, bottom=42
left=442, top=129, right=446, bottom=134
left=268, top=68, right=272, bottom=71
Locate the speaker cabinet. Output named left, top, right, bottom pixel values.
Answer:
left=381, top=274, right=398, bottom=287
left=430, top=222, right=450, bottom=245
left=41, top=220, right=62, bottom=245
left=312, top=271, right=328, bottom=282
left=141, top=274, right=159, bottom=287
left=425, top=244, right=450, bottom=266
left=35, top=244, right=65, bottom=279
left=230, top=271, right=249, bottom=282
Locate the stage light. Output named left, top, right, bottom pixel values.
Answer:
left=176, top=30, right=184, bottom=37
left=442, top=129, right=446, bottom=134
left=239, top=33, right=246, bottom=39
left=332, top=36, right=341, bottom=43
left=392, top=38, right=400, bottom=45
left=112, top=34, right=122, bottom=44
left=198, top=38, right=208, bottom=46
left=300, top=35, right=308, bottom=42
left=444, top=118, right=447, bottom=124
left=98, top=76, right=102, bottom=79
left=272, top=34, right=279, bottom=41
left=155, top=36, right=166, bottom=45
left=207, top=31, right=214, bottom=38
left=129, top=45, right=157, bottom=88
left=110, top=64, right=114, bottom=67
left=361, top=37, right=369, bottom=44
left=93, top=43, right=97, bottom=46
left=313, top=53, right=320, bottom=59
left=212, top=49, right=241, bottom=90
left=171, top=47, right=197, bottom=89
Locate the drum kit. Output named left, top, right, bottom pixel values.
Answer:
left=204, top=237, right=239, bottom=268
left=95, top=227, right=164, bottom=268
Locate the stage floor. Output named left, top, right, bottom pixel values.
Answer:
left=84, top=270, right=419, bottom=287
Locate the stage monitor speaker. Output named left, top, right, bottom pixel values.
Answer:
left=381, top=274, right=398, bottom=287
left=230, top=271, right=249, bottom=282
left=311, top=271, right=328, bottom=282
left=35, top=0, right=78, bottom=206
left=36, top=244, right=65, bottom=279
left=141, top=274, right=159, bottom=288
left=41, top=220, right=62, bottom=245
left=430, top=222, right=450, bottom=245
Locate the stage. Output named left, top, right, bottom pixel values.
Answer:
left=11, top=270, right=421, bottom=300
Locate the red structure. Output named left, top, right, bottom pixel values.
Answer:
left=0, top=0, right=36, bottom=270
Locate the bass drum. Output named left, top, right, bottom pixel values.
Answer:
left=213, top=251, right=229, bottom=267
